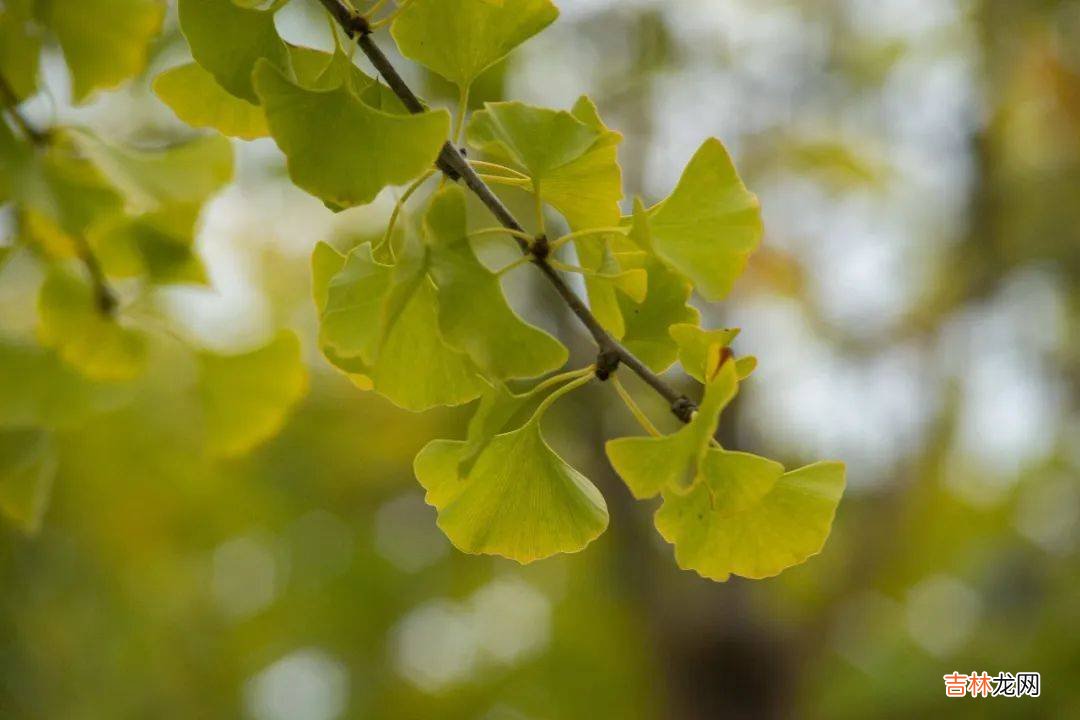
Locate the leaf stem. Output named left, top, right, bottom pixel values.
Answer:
left=369, top=0, right=412, bottom=29
left=549, top=226, right=628, bottom=253
left=452, top=84, right=469, bottom=145
left=495, top=255, right=531, bottom=277
left=529, top=370, right=594, bottom=425
left=72, top=235, right=117, bottom=316
left=530, top=365, right=595, bottom=396
left=476, top=173, right=530, bottom=188
left=468, top=227, right=534, bottom=243
left=468, top=160, right=529, bottom=180
left=612, top=376, right=661, bottom=437
left=376, top=169, right=435, bottom=260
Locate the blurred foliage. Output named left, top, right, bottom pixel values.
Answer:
left=1, top=0, right=1078, bottom=719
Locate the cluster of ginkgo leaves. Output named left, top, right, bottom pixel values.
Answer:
left=0, top=0, right=845, bottom=583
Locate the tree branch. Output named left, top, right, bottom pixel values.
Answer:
left=316, top=0, right=697, bottom=422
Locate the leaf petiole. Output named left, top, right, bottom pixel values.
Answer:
left=374, top=169, right=436, bottom=261
left=528, top=370, right=595, bottom=424
left=548, top=226, right=628, bottom=254
left=612, top=376, right=661, bottom=437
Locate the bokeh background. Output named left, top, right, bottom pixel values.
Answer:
left=2, top=0, right=1079, bottom=717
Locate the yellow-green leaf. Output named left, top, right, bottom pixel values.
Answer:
left=391, top=0, right=558, bottom=91
left=414, top=375, right=607, bottom=563
left=669, top=323, right=740, bottom=383
left=654, top=456, right=845, bottom=581
left=0, top=0, right=42, bottom=101
left=424, top=186, right=567, bottom=379
left=153, top=62, right=270, bottom=140
left=37, top=268, right=148, bottom=382
left=198, top=330, right=308, bottom=457
left=40, top=0, right=164, bottom=103
left=647, top=138, right=763, bottom=300
left=253, top=59, right=450, bottom=209
left=605, top=350, right=737, bottom=499
left=0, top=428, right=56, bottom=535
left=178, top=0, right=289, bottom=103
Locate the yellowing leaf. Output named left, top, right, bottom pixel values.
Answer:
left=669, top=323, right=740, bottom=383
left=154, top=62, right=270, bottom=140
left=424, top=186, right=567, bottom=379
left=0, top=428, right=56, bottom=535
left=37, top=268, right=148, bottom=382
left=198, top=330, right=308, bottom=457
left=414, top=374, right=607, bottom=563
left=40, top=0, right=164, bottom=102
left=391, top=0, right=557, bottom=91
left=605, top=356, right=737, bottom=499
left=253, top=60, right=450, bottom=209
left=178, top=0, right=289, bottom=103
left=655, top=456, right=845, bottom=581
left=647, top=138, right=763, bottom=300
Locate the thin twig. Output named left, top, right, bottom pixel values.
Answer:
left=315, top=0, right=699, bottom=423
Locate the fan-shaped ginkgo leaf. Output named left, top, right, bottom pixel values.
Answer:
left=198, top=330, right=308, bottom=457
left=646, top=138, right=763, bottom=301
left=177, top=0, right=289, bottom=103
left=37, top=268, right=147, bottom=382
left=391, top=0, right=558, bottom=91
left=424, top=186, right=567, bottom=379
left=414, top=374, right=607, bottom=563
left=654, top=455, right=845, bottom=581
left=253, top=60, right=450, bottom=210
left=605, top=350, right=737, bottom=499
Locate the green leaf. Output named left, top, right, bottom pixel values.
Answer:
left=467, top=98, right=623, bottom=229
left=253, top=59, right=450, bottom=209
left=391, top=0, right=558, bottom=91
left=89, top=207, right=208, bottom=285
left=153, top=62, right=270, bottom=140
left=0, top=428, right=56, bottom=535
left=414, top=375, right=607, bottom=563
left=178, top=0, right=289, bottom=103
left=424, top=186, right=567, bottom=379
left=0, top=0, right=42, bottom=101
left=575, top=230, right=645, bottom=339
left=646, top=138, right=763, bottom=300
left=654, top=457, right=845, bottom=581
left=314, top=241, right=485, bottom=411
left=40, top=0, right=164, bottom=103
left=613, top=200, right=699, bottom=372
left=0, top=341, right=129, bottom=430
left=37, top=268, right=148, bottom=382
left=605, top=350, right=737, bottom=499
left=198, top=330, right=308, bottom=457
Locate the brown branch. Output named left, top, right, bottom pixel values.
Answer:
left=316, top=0, right=698, bottom=422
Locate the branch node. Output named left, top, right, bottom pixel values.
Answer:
left=530, top=234, right=550, bottom=261
left=671, top=396, right=697, bottom=423
left=595, top=349, right=620, bottom=381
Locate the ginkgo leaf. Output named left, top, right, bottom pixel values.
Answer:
left=0, top=342, right=129, bottom=430
left=37, top=268, right=148, bottom=382
left=253, top=60, right=450, bottom=209
left=154, top=62, right=270, bottom=140
left=647, top=138, right=763, bottom=300
left=575, top=230, right=645, bottom=338
left=414, top=374, right=607, bottom=563
left=0, top=428, right=56, bottom=535
left=178, top=0, right=290, bottom=103
left=605, top=350, right=737, bottom=499
left=89, top=206, right=208, bottom=285
left=654, top=455, right=845, bottom=581
left=314, top=241, right=484, bottom=411
left=669, top=324, right=740, bottom=382
left=391, top=0, right=558, bottom=91
left=40, top=0, right=164, bottom=103
left=198, top=330, right=308, bottom=457
left=467, top=98, right=623, bottom=229
left=614, top=200, right=699, bottom=372
left=0, top=0, right=42, bottom=101
left=424, top=186, right=567, bottom=379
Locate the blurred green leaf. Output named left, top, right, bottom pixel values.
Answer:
left=0, top=0, right=42, bottom=101
left=153, top=62, right=270, bottom=140
left=0, top=428, right=56, bottom=535
left=198, top=330, right=308, bottom=457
